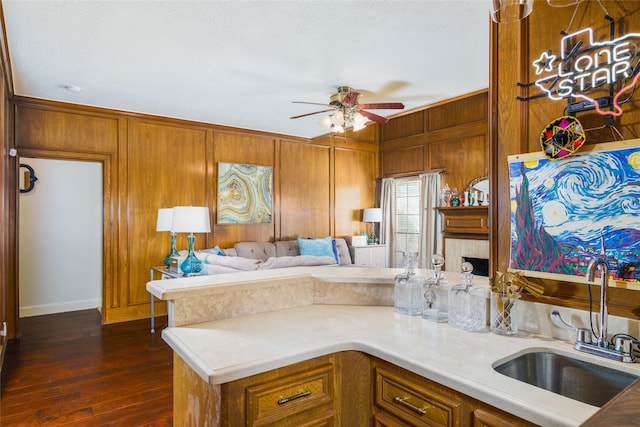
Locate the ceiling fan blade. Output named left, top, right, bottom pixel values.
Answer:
left=358, top=102, right=405, bottom=110
left=341, top=90, right=360, bottom=106
left=359, top=110, right=390, bottom=124
left=290, top=109, right=335, bottom=119
left=292, top=101, right=332, bottom=107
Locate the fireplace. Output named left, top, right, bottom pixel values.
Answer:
left=437, top=206, right=490, bottom=277
left=443, top=238, right=490, bottom=277
left=463, top=256, right=489, bottom=277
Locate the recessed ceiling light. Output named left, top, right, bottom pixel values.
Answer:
left=59, top=84, right=82, bottom=93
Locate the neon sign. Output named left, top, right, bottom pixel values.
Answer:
left=532, top=27, right=640, bottom=117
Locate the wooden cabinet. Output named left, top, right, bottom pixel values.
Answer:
left=438, top=206, right=489, bottom=238
left=350, top=244, right=387, bottom=267
left=174, top=351, right=538, bottom=426
left=371, top=357, right=537, bottom=427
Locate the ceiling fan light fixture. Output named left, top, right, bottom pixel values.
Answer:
left=319, top=115, right=333, bottom=129
left=291, top=86, right=405, bottom=134
left=330, top=110, right=345, bottom=126
left=352, top=112, right=367, bottom=131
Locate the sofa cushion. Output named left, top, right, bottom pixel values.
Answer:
left=234, top=241, right=276, bottom=261
left=200, top=253, right=262, bottom=270
left=333, top=238, right=352, bottom=266
left=297, top=237, right=335, bottom=259
left=275, top=240, right=300, bottom=257
left=259, top=255, right=337, bottom=270
left=221, top=247, right=237, bottom=256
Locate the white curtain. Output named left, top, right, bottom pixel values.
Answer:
left=418, top=172, right=442, bottom=269
left=379, top=178, right=395, bottom=267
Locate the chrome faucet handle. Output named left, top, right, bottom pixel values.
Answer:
left=550, top=310, right=592, bottom=344
left=550, top=310, right=574, bottom=330
left=614, top=337, right=634, bottom=354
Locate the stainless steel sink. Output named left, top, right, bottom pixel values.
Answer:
left=493, top=350, right=639, bottom=407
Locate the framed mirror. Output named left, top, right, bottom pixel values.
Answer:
left=466, top=176, right=489, bottom=206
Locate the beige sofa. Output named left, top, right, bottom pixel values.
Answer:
left=197, top=238, right=353, bottom=275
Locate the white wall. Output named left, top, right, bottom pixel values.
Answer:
left=19, top=158, right=102, bottom=317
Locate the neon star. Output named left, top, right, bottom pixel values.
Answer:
left=533, top=51, right=556, bottom=75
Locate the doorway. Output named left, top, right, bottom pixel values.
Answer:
left=18, top=158, right=102, bottom=317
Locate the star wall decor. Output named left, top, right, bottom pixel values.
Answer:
left=540, top=116, right=586, bottom=160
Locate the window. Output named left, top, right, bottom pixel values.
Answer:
left=393, top=177, right=421, bottom=267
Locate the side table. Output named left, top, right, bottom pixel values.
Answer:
left=149, top=266, right=184, bottom=333
left=349, top=244, right=387, bottom=267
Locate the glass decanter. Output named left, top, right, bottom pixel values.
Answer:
left=422, top=254, right=450, bottom=322
left=394, top=251, right=422, bottom=315
left=448, top=262, right=487, bottom=331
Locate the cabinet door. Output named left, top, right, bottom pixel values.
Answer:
left=472, top=408, right=536, bottom=427
left=369, top=246, right=386, bottom=267
left=351, top=246, right=386, bottom=267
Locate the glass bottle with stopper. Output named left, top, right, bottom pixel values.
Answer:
left=448, top=262, right=487, bottom=331
left=394, top=251, right=423, bottom=316
left=422, top=254, right=450, bottom=322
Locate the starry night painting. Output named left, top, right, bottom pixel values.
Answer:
left=508, top=139, right=640, bottom=285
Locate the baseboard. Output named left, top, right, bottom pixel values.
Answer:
left=19, top=299, right=102, bottom=318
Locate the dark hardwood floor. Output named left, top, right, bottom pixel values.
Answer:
left=1, top=310, right=173, bottom=426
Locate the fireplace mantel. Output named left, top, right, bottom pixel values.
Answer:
left=438, top=206, right=489, bottom=274
left=437, top=206, right=489, bottom=239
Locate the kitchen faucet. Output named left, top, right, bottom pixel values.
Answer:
left=550, top=254, right=635, bottom=363
left=586, top=256, right=609, bottom=348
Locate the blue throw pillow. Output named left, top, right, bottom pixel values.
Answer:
left=331, top=239, right=339, bottom=264
left=298, top=237, right=336, bottom=261
left=209, top=245, right=225, bottom=256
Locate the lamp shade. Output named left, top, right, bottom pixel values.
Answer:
left=156, top=208, right=174, bottom=232
left=171, top=206, right=211, bottom=233
left=363, top=208, right=382, bottom=223
left=490, top=0, right=534, bottom=23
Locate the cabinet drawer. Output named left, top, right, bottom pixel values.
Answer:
left=246, top=363, right=335, bottom=426
left=444, top=215, right=488, bottom=234
left=375, top=365, right=463, bottom=427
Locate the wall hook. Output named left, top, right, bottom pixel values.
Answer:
left=19, top=163, right=38, bottom=193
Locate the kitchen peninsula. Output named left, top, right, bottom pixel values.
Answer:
left=147, top=266, right=640, bottom=426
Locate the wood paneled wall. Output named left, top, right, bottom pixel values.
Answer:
left=0, top=23, right=11, bottom=350
left=10, top=97, right=378, bottom=325
left=379, top=90, right=489, bottom=194
left=493, top=1, right=640, bottom=319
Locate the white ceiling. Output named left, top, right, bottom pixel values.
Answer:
left=2, top=1, right=490, bottom=139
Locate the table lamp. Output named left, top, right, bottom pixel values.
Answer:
left=363, top=208, right=382, bottom=245
left=156, top=208, right=179, bottom=267
left=171, top=206, right=211, bottom=275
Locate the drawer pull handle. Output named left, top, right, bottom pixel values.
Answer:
left=394, top=396, right=427, bottom=415
left=277, top=390, right=311, bottom=405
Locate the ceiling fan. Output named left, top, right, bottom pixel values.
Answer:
left=290, top=86, right=405, bottom=133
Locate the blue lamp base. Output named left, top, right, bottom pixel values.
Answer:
left=163, top=232, right=180, bottom=267
left=368, top=222, right=379, bottom=245
left=180, top=234, right=202, bottom=275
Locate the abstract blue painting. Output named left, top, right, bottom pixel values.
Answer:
left=508, top=139, right=640, bottom=285
left=217, top=162, right=273, bottom=224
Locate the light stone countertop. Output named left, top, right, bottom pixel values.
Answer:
left=162, top=304, right=640, bottom=427
left=147, top=265, right=488, bottom=299
left=150, top=266, right=640, bottom=426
